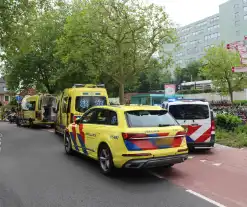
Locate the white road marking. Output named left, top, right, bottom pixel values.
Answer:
left=148, top=170, right=165, bottom=179
left=47, top=130, right=54, bottom=133
left=188, top=156, right=194, bottom=159
left=186, top=190, right=226, bottom=207
left=213, top=163, right=222, bottom=167
left=200, top=160, right=207, bottom=162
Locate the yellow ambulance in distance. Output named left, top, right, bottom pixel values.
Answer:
left=16, top=94, right=57, bottom=127
left=55, top=84, right=110, bottom=135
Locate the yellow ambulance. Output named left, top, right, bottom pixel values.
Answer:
left=55, top=84, right=110, bottom=134
left=16, top=94, right=57, bottom=127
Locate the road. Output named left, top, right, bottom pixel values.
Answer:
left=0, top=122, right=245, bottom=207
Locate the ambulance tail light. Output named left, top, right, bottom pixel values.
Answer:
left=122, top=133, right=148, bottom=140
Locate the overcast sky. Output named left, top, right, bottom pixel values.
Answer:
left=148, top=0, right=228, bottom=26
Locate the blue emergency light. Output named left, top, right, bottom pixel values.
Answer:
left=168, top=98, right=177, bottom=102
left=177, top=98, right=206, bottom=102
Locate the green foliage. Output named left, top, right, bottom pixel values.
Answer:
left=2, top=1, right=75, bottom=93
left=233, top=100, right=247, bottom=105
left=9, top=97, right=18, bottom=106
left=174, top=60, right=204, bottom=84
left=216, top=114, right=242, bottom=131
left=200, top=42, right=247, bottom=102
left=216, top=127, right=247, bottom=148
left=57, top=0, right=176, bottom=103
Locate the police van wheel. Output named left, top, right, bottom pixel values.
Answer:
left=98, top=144, right=114, bottom=175
left=64, top=133, right=73, bottom=155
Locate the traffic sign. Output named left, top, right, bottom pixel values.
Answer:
left=15, top=95, right=22, bottom=103
left=232, top=66, right=247, bottom=72
left=227, top=36, right=247, bottom=73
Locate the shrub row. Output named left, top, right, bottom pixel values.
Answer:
left=215, top=114, right=243, bottom=131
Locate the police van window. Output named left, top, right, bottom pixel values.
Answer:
left=75, top=96, right=107, bottom=113
left=62, top=97, right=68, bottom=113
left=169, top=104, right=209, bottom=120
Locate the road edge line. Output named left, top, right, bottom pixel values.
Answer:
left=186, top=189, right=226, bottom=207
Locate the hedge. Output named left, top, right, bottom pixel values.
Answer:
left=216, top=114, right=243, bottom=131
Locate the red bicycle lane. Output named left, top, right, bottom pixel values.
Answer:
left=153, top=146, right=247, bottom=207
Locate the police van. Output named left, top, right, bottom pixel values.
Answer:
left=162, top=98, right=215, bottom=150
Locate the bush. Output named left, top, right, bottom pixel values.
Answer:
left=216, top=128, right=247, bottom=148
left=216, top=114, right=242, bottom=131
left=233, top=100, right=247, bottom=106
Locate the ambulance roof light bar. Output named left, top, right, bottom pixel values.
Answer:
left=73, top=84, right=86, bottom=88
left=72, top=84, right=105, bottom=88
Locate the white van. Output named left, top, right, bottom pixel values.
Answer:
left=162, top=99, right=215, bottom=150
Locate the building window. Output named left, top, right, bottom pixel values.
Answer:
left=244, top=15, right=247, bottom=20
left=234, top=4, right=239, bottom=8
left=198, top=39, right=203, bottom=44
left=243, top=0, right=247, bottom=4
left=236, top=30, right=240, bottom=36
left=208, top=24, right=219, bottom=32
left=244, top=6, right=247, bottom=11
left=235, top=12, right=240, bottom=18
left=4, top=96, right=9, bottom=102
left=235, top=20, right=240, bottom=26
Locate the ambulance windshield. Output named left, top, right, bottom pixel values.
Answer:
left=75, top=96, right=107, bottom=112
left=169, top=104, right=209, bottom=120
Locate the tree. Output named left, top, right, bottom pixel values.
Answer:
left=174, top=60, right=204, bottom=85
left=2, top=1, right=76, bottom=93
left=200, top=43, right=247, bottom=103
left=57, top=0, right=176, bottom=104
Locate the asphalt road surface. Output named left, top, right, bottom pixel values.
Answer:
left=0, top=122, right=234, bottom=207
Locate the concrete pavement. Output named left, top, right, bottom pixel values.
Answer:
left=0, top=122, right=216, bottom=207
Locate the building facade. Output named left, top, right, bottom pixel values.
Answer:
left=0, top=77, right=12, bottom=105
left=174, top=0, right=247, bottom=69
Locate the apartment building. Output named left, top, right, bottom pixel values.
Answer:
left=174, top=0, right=247, bottom=69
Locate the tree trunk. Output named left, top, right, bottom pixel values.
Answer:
left=226, top=78, right=233, bottom=103
left=229, top=90, right=233, bottom=103
left=119, top=83, right=125, bottom=105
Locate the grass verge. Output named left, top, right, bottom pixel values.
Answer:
left=216, top=126, right=247, bottom=148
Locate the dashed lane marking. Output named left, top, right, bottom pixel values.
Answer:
left=186, top=190, right=226, bottom=207
left=188, top=156, right=194, bottom=159
left=147, top=170, right=165, bottom=179
left=200, top=160, right=207, bottom=163
left=212, top=163, right=222, bottom=167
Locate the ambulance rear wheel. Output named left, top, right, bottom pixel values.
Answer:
left=64, top=133, right=73, bottom=155
left=16, top=117, right=21, bottom=127
left=29, top=119, right=33, bottom=128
